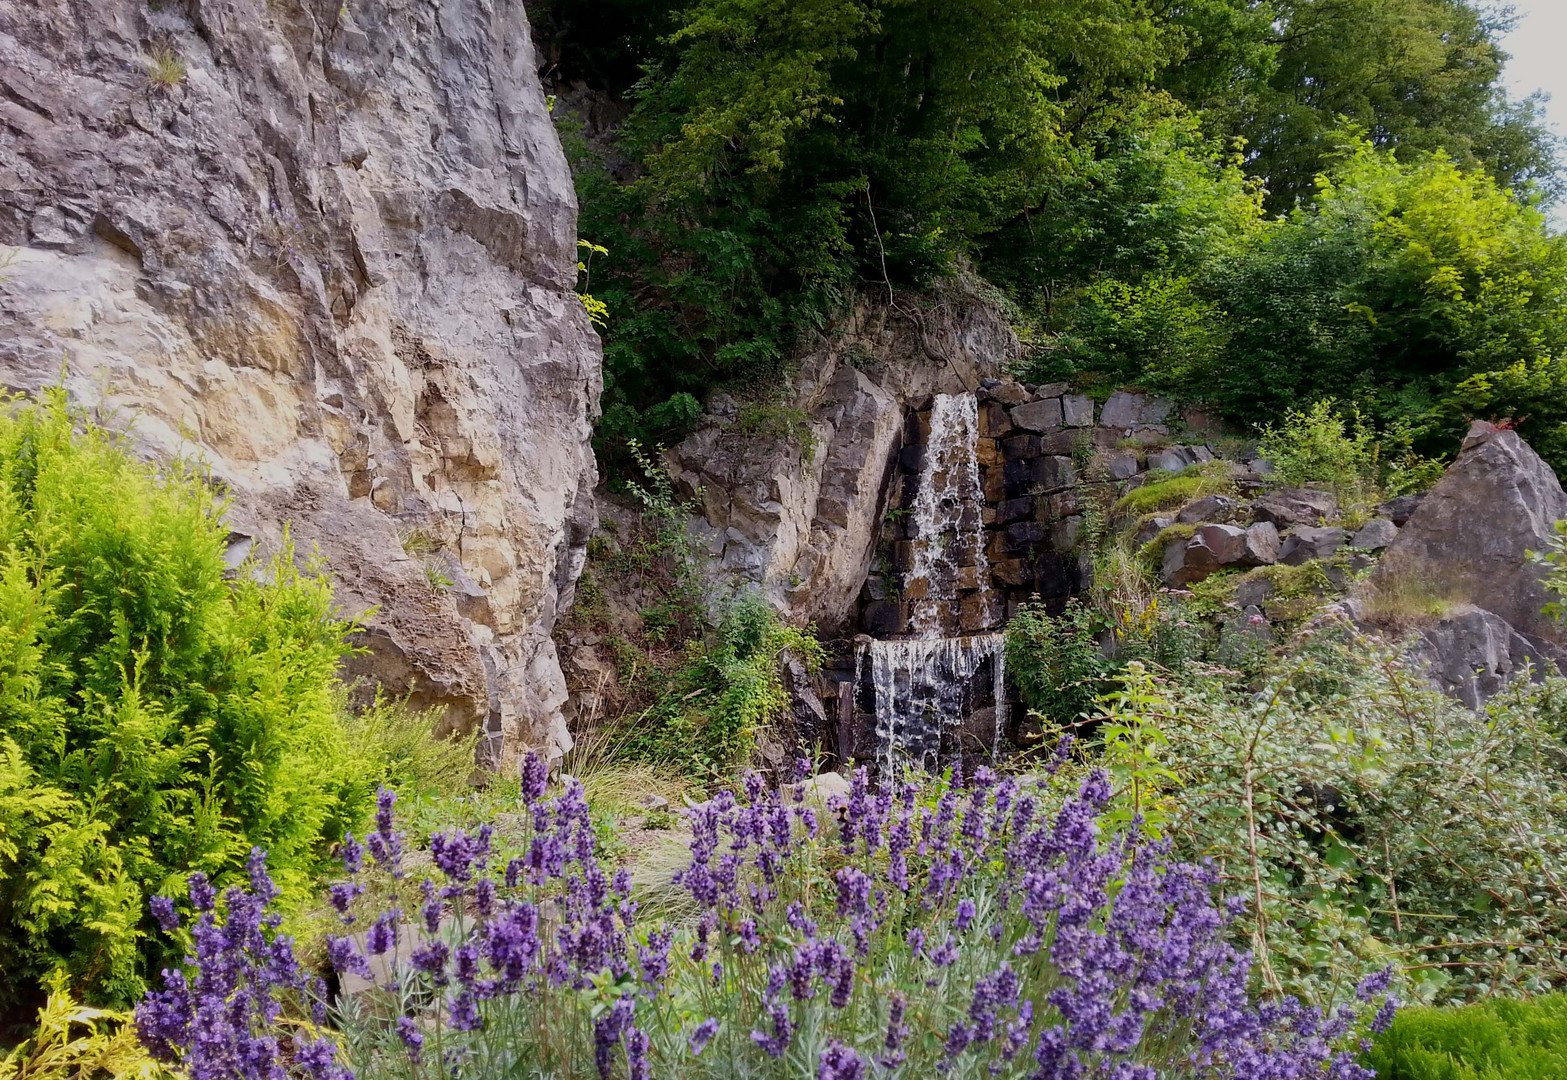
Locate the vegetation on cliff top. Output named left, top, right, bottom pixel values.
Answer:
left=535, top=0, right=1565, bottom=473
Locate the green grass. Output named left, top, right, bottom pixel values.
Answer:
left=1364, top=995, right=1567, bottom=1079
left=1113, top=462, right=1234, bottom=517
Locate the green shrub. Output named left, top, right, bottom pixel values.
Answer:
left=1256, top=399, right=1379, bottom=499
left=617, top=596, right=823, bottom=782
left=1100, top=632, right=1567, bottom=1005
left=0, top=393, right=376, bottom=1011
left=1004, top=599, right=1113, bottom=728
left=1364, top=995, right=1567, bottom=1079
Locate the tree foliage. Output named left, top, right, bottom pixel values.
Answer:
left=537, top=0, right=1558, bottom=469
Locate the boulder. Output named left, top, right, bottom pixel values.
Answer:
left=1010, top=398, right=1064, bottom=433
left=1280, top=526, right=1349, bottom=565
left=1162, top=523, right=1275, bottom=585
left=1062, top=394, right=1095, bottom=427
left=1365, top=422, right=1567, bottom=649
left=1176, top=494, right=1240, bottom=525
left=1133, top=516, right=1174, bottom=546
left=1409, top=607, right=1562, bottom=710
left=1243, top=522, right=1282, bottom=565
left=1377, top=493, right=1426, bottom=525
left=1234, top=574, right=1275, bottom=609
left=1149, top=448, right=1195, bottom=473
left=1350, top=518, right=1398, bottom=551
left=1253, top=489, right=1339, bottom=527
left=1107, top=450, right=1141, bottom=480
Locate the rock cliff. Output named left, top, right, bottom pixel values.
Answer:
left=665, top=278, right=1020, bottom=634
left=0, top=0, right=601, bottom=764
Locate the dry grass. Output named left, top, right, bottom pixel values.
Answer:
left=1355, top=568, right=1466, bottom=631
left=146, top=49, right=186, bottom=90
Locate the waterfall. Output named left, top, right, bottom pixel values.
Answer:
left=905, top=393, right=994, bottom=636
left=863, top=392, right=1008, bottom=774
left=868, top=634, right=1008, bottom=775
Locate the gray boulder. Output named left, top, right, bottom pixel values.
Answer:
left=1176, top=494, right=1240, bottom=525
left=1280, top=526, right=1349, bottom=565
left=1062, top=394, right=1094, bottom=427
left=1366, top=422, right=1567, bottom=649
left=1377, top=493, right=1426, bottom=525
left=1107, top=450, right=1141, bottom=480
left=1253, top=489, right=1339, bottom=527
left=1163, top=522, right=1278, bottom=585
left=1351, top=518, right=1398, bottom=551
left=1100, top=391, right=1174, bottom=429
left=1410, top=607, right=1562, bottom=709
left=1149, top=447, right=1196, bottom=473
left=1010, top=398, right=1064, bottom=432
left=1133, top=516, right=1175, bottom=546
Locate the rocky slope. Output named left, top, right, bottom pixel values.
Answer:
left=0, top=0, right=600, bottom=765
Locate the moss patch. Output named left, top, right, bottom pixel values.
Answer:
left=1114, top=462, right=1234, bottom=517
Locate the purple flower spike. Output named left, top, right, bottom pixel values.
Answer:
left=521, top=750, right=548, bottom=802
left=689, top=1017, right=719, bottom=1056
left=149, top=895, right=179, bottom=932
left=818, top=1041, right=865, bottom=1080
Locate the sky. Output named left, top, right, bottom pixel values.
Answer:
left=1498, top=0, right=1567, bottom=219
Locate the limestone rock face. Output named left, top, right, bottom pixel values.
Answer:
left=0, top=0, right=601, bottom=764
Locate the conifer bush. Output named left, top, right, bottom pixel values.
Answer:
left=0, top=392, right=378, bottom=1013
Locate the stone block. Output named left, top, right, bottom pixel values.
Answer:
left=984, top=465, right=1006, bottom=502
left=1132, top=515, right=1173, bottom=545
left=1233, top=574, right=1275, bottom=609
left=1010, top=398, right=1063, bottom=433
left=1005, top=520, right=1047, bottom=552
left=1052, top=515, right=1083, bottom=552
left=1149, top=447, right=1194, bottom=473
left=1244, top=521, right=1280, bottom=565
left=1035, top=551, right=1075, bottom=597
left=1062, top=393, right=1094, bottom=427
left=979, top=401, right=1013, bottom=438
left=1280, top=526, right=1349, bottom=565
left=993, top=558, right=1032, bottom=587
left=998, top=496, right=1037, bottom=524
left=959, top=593, right=996, bottom=632
left=1100, top=391, right=1173, bottom=429
left=980, top=380, right=1029, bottom=405
left=1003, top=434, right=1041, bottom=460
left=1107, top=450, right=1140, bottom=480
left=1377, top=494, right=1424, bottom=525
left=1031, top=456, right=1078, bottom=492
left=1252, top=488, right=1338, bottom=527
left=1003, top=459, right=1033, bottom=498
left=976, top=437, right=1001, bottom=466
left=1176, top=494, right=1239, bottom=525
left=1029, top=381, right=1071, bottom=398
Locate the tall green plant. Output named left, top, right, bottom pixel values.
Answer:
left=0, top=392, right=375, bottom=1012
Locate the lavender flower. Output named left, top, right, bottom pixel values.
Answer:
left=149, top=895, right=179, bottom=932
left=689, top=1017, right=719, bottom=1056
left=818, top=1041, right=865, bottom=1080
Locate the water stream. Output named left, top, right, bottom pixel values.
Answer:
left=863, top=392, right=1008, bottom=774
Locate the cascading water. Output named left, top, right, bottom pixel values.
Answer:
left=864, top=392, right=1008, bottom=774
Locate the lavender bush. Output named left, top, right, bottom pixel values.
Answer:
left=136, top=754, right=1394, bottom=1080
